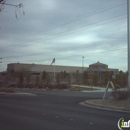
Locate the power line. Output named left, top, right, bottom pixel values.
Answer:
left=0, top=2, right=126, bottom=48
left=0, top=0, right=127, bottom=65
left=2, top=35, right=127, bottom=59
left=3, top=34, right=127, bottom=58
left=2, top=47, right=127, bottom=63
left=0, top=13, right=127, bottom=52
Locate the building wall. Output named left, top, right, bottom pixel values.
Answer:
left=87, top=61, right=119, bottom=83
left=8, top=63, right=87, bottom=73
left=7, top=63, right=88, bottom=83
left=6, top=62, right=119, bottom=85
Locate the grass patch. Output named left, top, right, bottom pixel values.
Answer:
left=69, top=86, right=99, bottom=91
left=0, top=88, right=15, bottom=93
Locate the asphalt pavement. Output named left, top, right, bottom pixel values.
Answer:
left=0, top=90, right=129, bottom=130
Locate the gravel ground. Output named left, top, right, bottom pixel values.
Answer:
left=87, top=98, right=130, bottom=108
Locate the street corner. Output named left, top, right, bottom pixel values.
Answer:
left=80, top=99, right=130, bottom=114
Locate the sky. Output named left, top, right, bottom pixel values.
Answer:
left=0, top=0, right=128, bottom=72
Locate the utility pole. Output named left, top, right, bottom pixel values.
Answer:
left=82, top=56, right=84, bottom=85
left=127, top=0, right=130, bottom=91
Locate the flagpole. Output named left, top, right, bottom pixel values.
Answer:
left=54, top=62, right=55, bottom=82
left=51, top=58, right=56, bottom=82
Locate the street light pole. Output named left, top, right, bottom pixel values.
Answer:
left=82, top=56, right=84, bottom=85
left=127, top=0, right=130, bottom=91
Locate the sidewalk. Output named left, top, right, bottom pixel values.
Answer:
left=71, top=85, right=113, bottom=92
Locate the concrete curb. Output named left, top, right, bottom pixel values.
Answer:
left=80, top=101, right=130, bottom=113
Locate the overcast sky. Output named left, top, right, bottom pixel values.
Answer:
left=0, top=0, right=128, bottom=72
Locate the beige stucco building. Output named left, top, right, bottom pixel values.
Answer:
left=87, top=61, right=119, bottom=83
left=7, top=63, right=86, bottom=74
left=7, top=63, right=88, bottom=83
left=0, top=62, right=119, bottom=84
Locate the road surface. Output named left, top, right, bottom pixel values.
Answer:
left=0, top=90, right=129, bottom=130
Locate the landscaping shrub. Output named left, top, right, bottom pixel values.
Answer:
left=0, top=88, right=14, bottom=93
left=55, top=84, right=67, bottom=89
left=44, top=84, right=54, bottom=90
left=111, top=89, right=128, bottom=100
left=44, top=84, right=67, bottom=90
left=97, top=83, right=105, bottom=87
left=35, top=84, right=43, bottom=89
left=25, top=84, right=33, bottom=89
left=9, top=82, right=17, bottom=88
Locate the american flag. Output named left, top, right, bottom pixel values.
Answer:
left=51, top=58, right=55, bottom=65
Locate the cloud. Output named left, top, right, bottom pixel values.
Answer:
left=0, top=0, right=128, bottom=72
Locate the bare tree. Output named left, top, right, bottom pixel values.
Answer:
left=0, top=0, right=5, bottom=12
left=83, top=70, right=88, bottom=85
left=66, top=74, right=71, bottom=85
left=35, top=75, right=40, bottom=85
left=75, top=70, right=80, bottom=85
left=93, top=72, right=98, bottom=86
left=56, top=73, right=61, bottom=85
left=0, top=0, right=25, bottom=18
